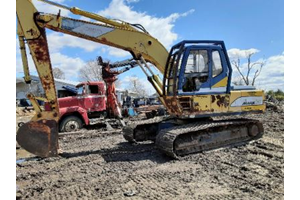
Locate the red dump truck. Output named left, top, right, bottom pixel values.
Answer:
left=45, top=81, right=123, bottom=132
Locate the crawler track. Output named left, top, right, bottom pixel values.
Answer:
left=123, top=116, right=167, bottom=142
left=123, top=116, right=263, bottom=159
left=156, top=119, right=263, bottom=158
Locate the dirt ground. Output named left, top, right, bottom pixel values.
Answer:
left=16, top=106, right=284, bottom=200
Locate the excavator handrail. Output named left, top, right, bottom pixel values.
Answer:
left=171, top=40, right=226, bottom=52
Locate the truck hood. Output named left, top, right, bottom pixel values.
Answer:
left=57, top=96, right=80, bottom=108
left=44, top=96, right=80, bottom=111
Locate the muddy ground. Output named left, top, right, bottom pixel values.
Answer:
left=16, top=106, right=284, bottom=200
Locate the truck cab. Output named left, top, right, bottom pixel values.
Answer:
left=56, top=82, right=107, bottom=132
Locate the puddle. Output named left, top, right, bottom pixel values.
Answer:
left=16, top=157, right=40, bottom=164
left=16, top=159, right=26, bottom=164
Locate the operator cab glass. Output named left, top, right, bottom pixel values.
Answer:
left=182, top=49, right=209, bottom=92
left=164, top=41, right=231, bottom=96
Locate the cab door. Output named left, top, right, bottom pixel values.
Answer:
left=177, top=46, right=229, bottom=113
left=210, top=49, right=231, bottom=112
left=84, top=85, right=106, bottom=112
left=178, top=47, right=211, bottom=94
left=210, top=48, right=229, bottom=93
left=178, top=46, right=229, bottom=95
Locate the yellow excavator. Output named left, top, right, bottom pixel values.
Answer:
left=16, top=0, right=265, bottom=158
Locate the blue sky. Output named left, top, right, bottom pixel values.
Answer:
left=16, top=0, right=284, bottom=93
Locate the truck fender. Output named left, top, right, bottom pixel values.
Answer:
left=59, top=106, right=89, bottom=125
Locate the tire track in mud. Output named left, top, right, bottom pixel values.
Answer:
left=185, top=110, right=283, bottom=198
left=16, top=109, right=284, bottom=200
left=183, top=133, right=283, bottom=199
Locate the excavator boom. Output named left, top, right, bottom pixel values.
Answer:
left=16, top=0, right=168, bottom=157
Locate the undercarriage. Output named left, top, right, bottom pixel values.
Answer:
left=123, top=117, right=263, bottom=158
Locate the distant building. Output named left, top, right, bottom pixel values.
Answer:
left=16, top=75, right=79, bottom=100
left=115, top=88, right=138, bottom=106
left=16, top=75, right=138, bottom=105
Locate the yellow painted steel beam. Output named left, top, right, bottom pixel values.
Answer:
left=17, top=0, right=59, bottom=122
left=38, top=0, right=136, bottom=31
left=36, top=14, right=168, bottom=74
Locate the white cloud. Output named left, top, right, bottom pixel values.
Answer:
left=47, top=32, right=102, bottom=53
left=16, top=32, right=88, bottom=80
left=180, top=9, right=195, bottom=17
left=16, top=49, right=86, bottom=81
left=98, top=0, right=194, bottom=49
left=107, top=47, right=131, bottom=58
left=126, top=0, right=140, bottom=3
left=228, top=48, right=260, bottom=59
left=32, top=0, right=70, bottom=17
left=228, top=48, right=284, bottom=91
left=50, top=52, right=86, bottom=80
left=16, top=54, right=34, bottom=73
left=255, top=53, right=284, bottom=91
left=16, top=38, right=34, bottom=73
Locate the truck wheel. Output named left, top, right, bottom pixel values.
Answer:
left=60, top=116, right=83, bottom=132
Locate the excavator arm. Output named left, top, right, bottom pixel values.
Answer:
left=16, top=0, right=168, bottom=157
left=17, top=0, right=61, bottom=157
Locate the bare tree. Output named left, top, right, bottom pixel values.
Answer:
left=79, top=60, right=103, bottom=81
left=231, top=52, right=265, bottom=86
left=52, top=67, right=65, bottom=79
left=128, top=76, right=147, bottom=97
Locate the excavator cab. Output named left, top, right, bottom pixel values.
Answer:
left=162, top=40, right=264, bottom=119
left=162, top=41, right=232, bottom=117
left=164, top=40, right=231, bottom=96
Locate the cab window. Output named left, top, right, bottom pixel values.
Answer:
left=212, top=50, right=223, bottom=77
left=183, top=50, right=209, bottom=92
left=185, top=50, right=208, bottom=74
left=88, top=85, right=99, bottom=94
